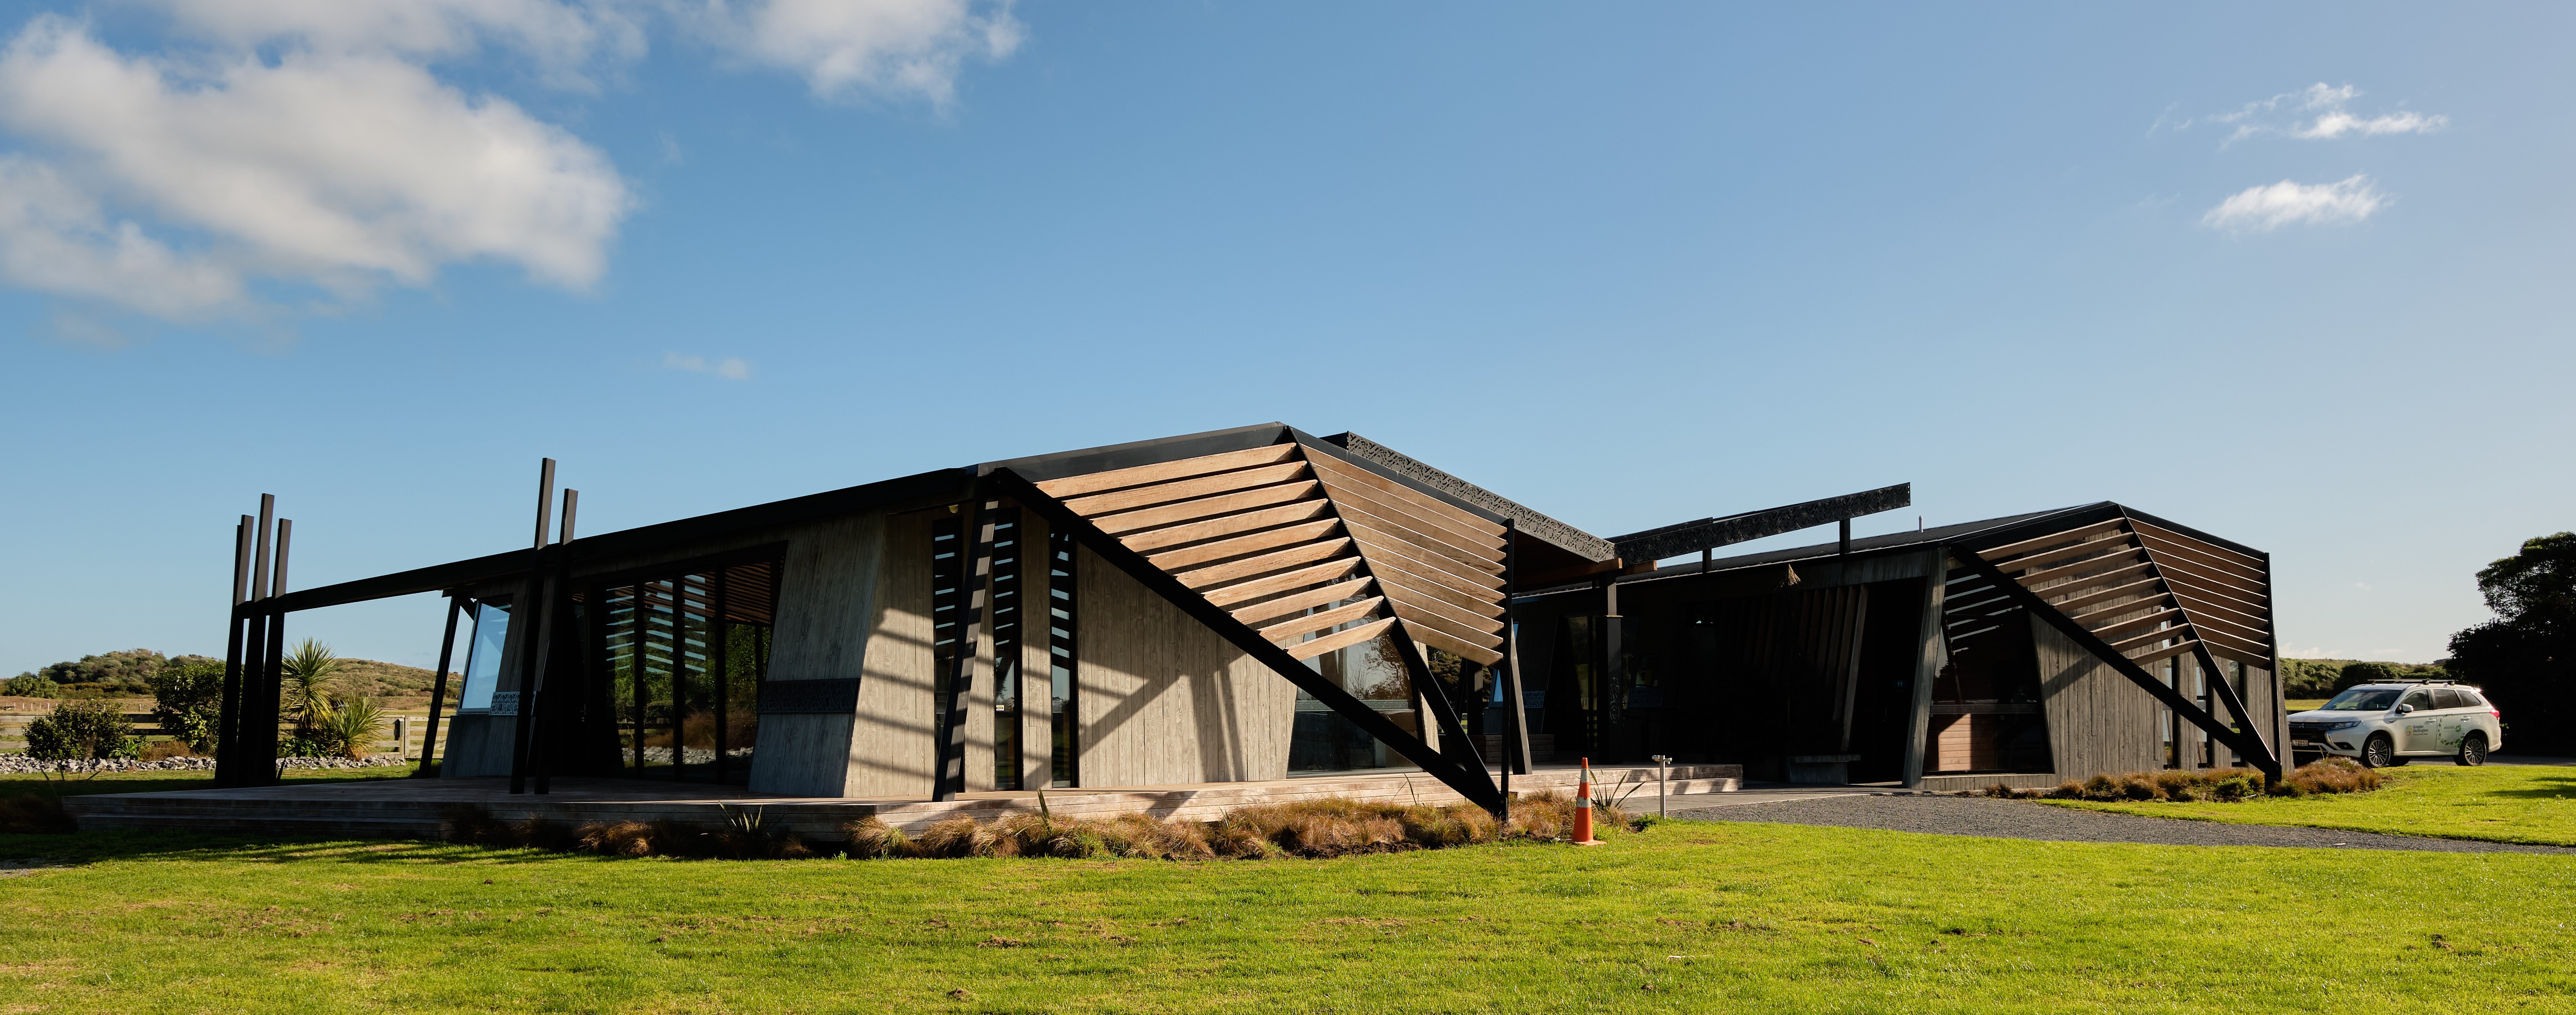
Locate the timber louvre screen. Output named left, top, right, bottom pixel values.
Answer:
left=1949, top=509, right=2282, bottom=776
left=994, top=436, right=1508, bottom=812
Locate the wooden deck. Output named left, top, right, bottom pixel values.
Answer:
left=63, top=763, right=1740, bottom=840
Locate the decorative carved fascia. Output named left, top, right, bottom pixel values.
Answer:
left=1323, top=432, right=1616, bottom=562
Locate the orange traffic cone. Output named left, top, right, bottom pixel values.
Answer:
left=1572, top=756, right=1603, bottom=846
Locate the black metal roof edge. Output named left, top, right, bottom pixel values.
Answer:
left=1610, top=483, right=1913, bottom=563
left=974, top=422, right=1292, bottom=484
left=2118, top=504, right=2268, bottom=560
left=267, top=466, right=973, bottom=614
left=1289, top=428, right=1509, bottom=527
left=1319, top=431, right=1615, bottom=561
left=1509, top=504, right=2099, bottom=601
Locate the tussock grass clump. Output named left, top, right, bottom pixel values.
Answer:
left=2277, top=756, right=2383, bottom=796
left=1982, top=758, right=2379, bottom=803
left=444, top=793, right=1646, bottom=862
left=439, top=804, right=809, bottom=859
left=828, top=793, right=1635, bottom=862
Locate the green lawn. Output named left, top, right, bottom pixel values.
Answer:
left=2049, top=764, right=2576, bottom=848
left=4, top=809, right=2574, bottom=1012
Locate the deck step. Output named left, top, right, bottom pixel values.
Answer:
left=59, top=765, right=1742, bottom=838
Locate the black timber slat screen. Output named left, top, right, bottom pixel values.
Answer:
left=988, top=509, right=1023, bottom=791
left=1048, top=527, right=1080, bottom=787
left=930, top=514, right=967, bottom=760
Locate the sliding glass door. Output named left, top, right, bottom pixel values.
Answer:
left=592, top=556, right=779, bottom=784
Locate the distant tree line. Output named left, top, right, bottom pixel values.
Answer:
left=2278, top=658, right=2452, bottom=699
left=5, top=648, right=220, bottom=699
left=2447, top=532, right=2574, bottom=754
left=6, top=648, right=454, bottom=702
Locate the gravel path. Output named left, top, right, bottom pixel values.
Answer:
left=1674, top=794, right=2576, bottom=854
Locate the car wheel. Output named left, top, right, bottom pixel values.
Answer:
left=2361, top=734, right=2397, bottom=768
left=2458, top=732, right=2489, bottom=767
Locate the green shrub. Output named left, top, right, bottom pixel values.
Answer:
left=3, top=672, right=59, bottom=698
left=316, top=696, right=385, bottom=759
left=22, top=699, right=137, bottom=761
left=148, top=659, right=225, bottom=751
left=280, top=639, right=341, bottom=728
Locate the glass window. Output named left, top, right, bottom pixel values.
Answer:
left=456, top=600, right=510, bottom=711
left=2399, top=689, right=2434, bottom=712
left=593, top=558, right=779, bottom=784
left=2321, top=687, right=2401, bottom=711
left=2431, top=688, right=2465, bottom=710
left=2458, top=689, right=2487, bottom=709
left=1288, top=611, right=1421, bottom=773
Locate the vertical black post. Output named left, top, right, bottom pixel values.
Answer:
left=935, top=491, right=994, bottom=802
left=1501, top=519, right=1533, bottom=784
left=1839, top=518, right=1852, bottom=557
left=217, top=516, right=252, bottom=785
left=415, top=594, right=464, bottom=777
left=712, top=567, right=730, bottom=784
left=508, top=459, right=555, bottom=794
left=253, top=518, right=292, bottom=786
left=632, top=584, right=647, bottom=773
left=234, top=498, right=275, bottom=787
left=1701, top=546, right=1712, bottom=574
left=560, top=489, right=578, bottom=543
left=1598, top=577, right=1622, bottom=757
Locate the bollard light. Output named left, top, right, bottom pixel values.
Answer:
left=1653, top=754, right=1673, bottom=817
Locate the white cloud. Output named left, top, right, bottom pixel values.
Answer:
left=0, top=14, right=630, bottom=318
left=0, top=1, right=1025, bottom=322
left=684, top=0, right=1024, bottom=106
left=2202, top=175, right=2388, bottom=233
left=2192, top=83, right=2446, bottom=145
left=143, top=0, right=648, bottom=89
left=665, top=351, right=751, bottom=379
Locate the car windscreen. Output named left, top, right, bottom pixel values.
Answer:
left=2322, top=688, right=2403, bottom=711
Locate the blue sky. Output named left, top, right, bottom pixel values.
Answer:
left=2, top=2, right=2568, bottom=675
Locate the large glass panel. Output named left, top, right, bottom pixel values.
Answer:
left=591, top=558, right=777, bottom=783
left=456, top=600, right=510, bottom=711
left=672, top=573, right=714, bottom=779
left=1288, top=613, right=1421, bottom=773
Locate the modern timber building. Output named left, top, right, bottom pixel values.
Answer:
left=204, top=423, right=2288, bottom=810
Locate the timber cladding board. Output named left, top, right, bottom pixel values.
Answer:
left=1073, top=543, right=1294, bottom=786
left=1023, top=440, right=1510, bottom=668
left=1971, top=514, right=2274, bottom=672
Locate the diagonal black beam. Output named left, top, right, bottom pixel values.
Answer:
left=2191, top=639, right=2281, bottom=774
left=989, top=468, right=1507, bottom=814
left=934, top=488, right=995, bottom=802
left=1955, top=552, right=2281, bottom=779
left=413, top=593, right=463, bottom=778
left=1386, top=623, right=1501, bottom=816
left=1613, top=483, right=1911, bottom=563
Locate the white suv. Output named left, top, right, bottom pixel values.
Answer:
left=2288, top=683, right=2502, bottom=768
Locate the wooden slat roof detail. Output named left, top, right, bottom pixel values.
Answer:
left=1032, top=438, right=1507, bottom=667
left=1962, top=513, right=2275, bottom=669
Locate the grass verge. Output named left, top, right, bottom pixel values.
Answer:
left=1, top=819, right=2570, bottom=1013
left=2047, top=763, right=2576, bottom=847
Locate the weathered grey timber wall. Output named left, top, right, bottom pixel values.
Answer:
left=1073, top=544, right=1295, bottom=787
left=2034, top=615, right=2164, bottom=777
left=751, top=511, right=906, bottom=797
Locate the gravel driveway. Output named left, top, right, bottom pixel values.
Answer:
left=1674, top=794, right=2576, bottom=854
